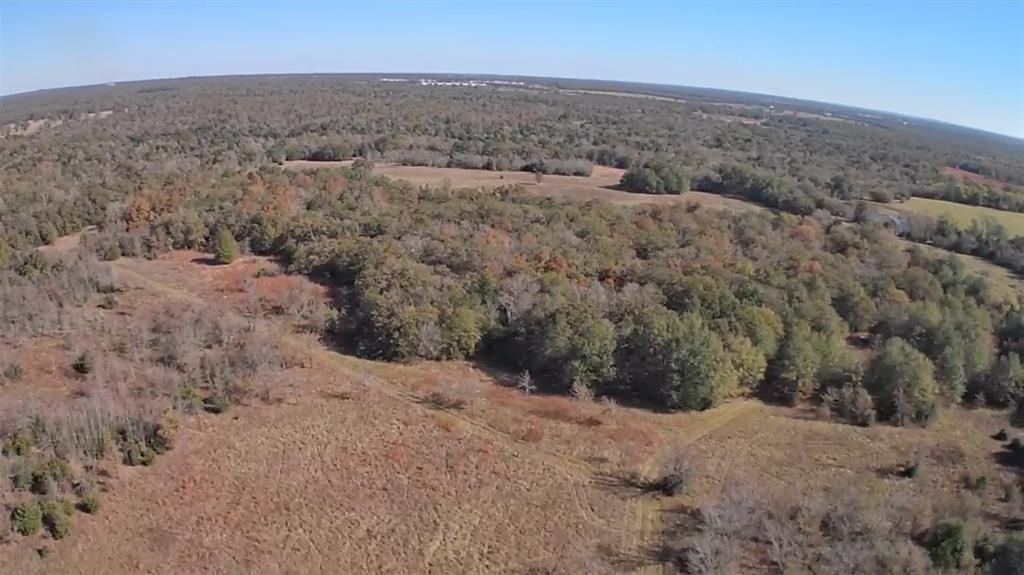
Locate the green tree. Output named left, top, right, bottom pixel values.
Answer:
left=866, top=337, right=939, bottom=425
left=619, top=167, right=661, bottom=194
left=440, top=306, right=483, bottom=359
left=565, top=318, right=618, bottom=392
left=770, top=322, right=821, bottom=404
left=214, top=227, right=241, bottom=264
left=983, top=353, right=1024, bottom=406
left=618, top=307, right=724, bottom=410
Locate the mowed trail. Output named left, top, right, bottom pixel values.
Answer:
left=627, top=400, right=759, bottom=574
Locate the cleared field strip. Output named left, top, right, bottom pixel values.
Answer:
left=282, top=160, right=764, bottom=212
left=890, top=197, right=1024, bottom=235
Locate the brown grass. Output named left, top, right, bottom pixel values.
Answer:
left=2, top=248, right=1016, bottom=573
left=943, top=166, right=1021, bottom=190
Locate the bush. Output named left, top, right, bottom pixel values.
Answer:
left=71, top=350, right=94, bottom=375
left=964, top=474, right=989, bottom=492
left=11, top=501, right=42, bottom=535
left=927, top=520, right=973, bottom=569
left=654, top=452, right=696, bottom=496
left=40, top=500, right=71, bottom=539
left=202, top=394, right=231, bottom=414
left=77, top=493, right=100, bottom=514
left=1, top=427, right=34, bottom=456
left=424, top=380, right=482, bottom=410
left=822, top=383, right=876, bottom=426
left=214, top=227, right=241, bottom=264
left=898, top=461, right=921, bottom=479
left=989, top=538, right=1024, bottom=574
left=121, top=442, right=156, bottom=466
left=10, top=461, right=34, bottom=490
left=2, top=359, right=22, bottom=382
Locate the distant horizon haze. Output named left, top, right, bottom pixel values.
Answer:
left=1, top=1, right=1021, bottom=138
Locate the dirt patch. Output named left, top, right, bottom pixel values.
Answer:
left=36, top=226, right=97, bottom=260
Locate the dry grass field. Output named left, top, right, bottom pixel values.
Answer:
left=282, top=161, right=763, bottom=212
left=944, top=166, right=1022, bottom=191
left=2, top=248, right=1019, bottom=574
left=889, top=197, right=1024, bottom=236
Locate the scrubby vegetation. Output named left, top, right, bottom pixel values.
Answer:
left=2, top=75, right=1024, bottom=569
left=41, top=162, right=1019, bottom=426
left=0, top=246, right=286, bottom=542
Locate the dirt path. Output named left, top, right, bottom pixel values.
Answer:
left=629, top=400, right=759, bottom=573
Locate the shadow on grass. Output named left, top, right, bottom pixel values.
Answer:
left=190, top=256, right=223, bottom=266
left=592, top=471, right=686, bottom=498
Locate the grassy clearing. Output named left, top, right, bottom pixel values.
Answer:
left=4, top=249, right=1019, bottom=573
left=281, top=161, right=764, bottom=212
left=897, top=197, right=1024, bottom=235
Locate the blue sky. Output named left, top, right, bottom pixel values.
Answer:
left=2, top=1, right=1022, bottom=137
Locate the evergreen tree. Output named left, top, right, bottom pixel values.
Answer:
left=866, top=337, right=938, bottom=425
left=214, top=227, right=241, bottom=264
left=770, top=322, right=821, bottom=404
left=618, top=307, right=723, bottom=410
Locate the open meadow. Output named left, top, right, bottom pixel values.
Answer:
left=2, top=246, right=1020, bottom=574
left=282, top=161, right=764, bottom=211
left=892, top=197, right=1024, bottom=235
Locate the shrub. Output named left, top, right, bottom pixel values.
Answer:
left=42, top=457, right=69, bottom=483
left=964, top=474, right=989, bottom=492
left=11, top=501, right=43, bottom=535
left=927, top=520, right=973, bottom=569
left=655, top=452, right=696, bottom=496
left=121, top=442, right=156, bottom=466
left=995, top=429, right=1010, bottom=441
left=822, top=383, right=876, bottom=426
left=40, top=500, right=71, bottom=539
left=570, top=379, right=594, bottom=402
left=1, top=427, right=34, bottom=456
left=10, top=460, right=34, bottom=490
left=989, top=538, right=1024, bottom=574
left=2, top=359, right=22, bottom=382
left=424, top=380, right=483, bottom=411
left=202, top=394, right=231, bottom=414
left=71, top=350, right=94, bottom=375
left=30, top=470, right=54, bottom=495
left=214, top=227, right=241, bottom=264
left=897, top=461, right=920, bottom=479
left=77, top=493, right=99, bottom=514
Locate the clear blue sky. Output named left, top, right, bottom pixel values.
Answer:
left=2, top=1, right=1022, bottom=137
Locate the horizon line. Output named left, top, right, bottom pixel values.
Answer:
left=3, top=70, right=1022, bottom=142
